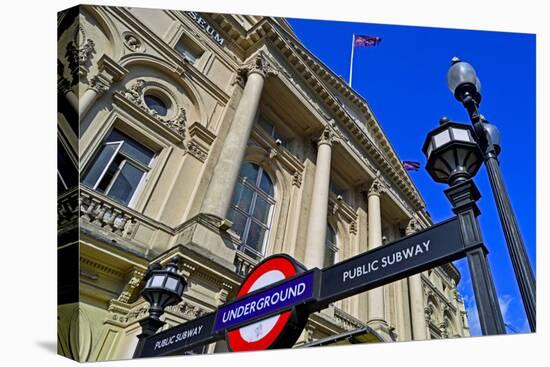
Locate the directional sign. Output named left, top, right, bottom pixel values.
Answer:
left=319, top=217, right=466, bottom=304
left=135, top=215, right=489, bottom=357
left=226, top=254, right=312, bottom=352
left=139, top=312, right=219, bottom=357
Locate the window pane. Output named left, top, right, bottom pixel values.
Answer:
left=245, top=222, right=266, bottom=253
left=229, top=209, right=247, bottom=240
left=83, top=143, right=119, bottom=188
left=239, top=163, right=259, bottom=183
left=107, top=162, right=145, bottom=205
left=259, top=171, right=274, bottom=196
left=231, top=182, right=254, bottom=213
left=144, top=95, right=168, bottom=116
left=96, top=155, right=124, bottom=193
left=106, top=130, right=154, bottom=166
left=252, top=196, right=271, bottom=224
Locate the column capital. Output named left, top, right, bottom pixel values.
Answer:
left=405, top=217, right=422, bottom=236
left=367, top=178, right=385, bottom=197
left=317, top=126, right=338, bottom=147
left=238, top=52, right=279, bottom=81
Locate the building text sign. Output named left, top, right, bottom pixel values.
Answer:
left=185, top=12, right=225, bottom=46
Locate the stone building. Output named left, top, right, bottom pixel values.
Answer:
left=57, top=5, right=470, bottom=362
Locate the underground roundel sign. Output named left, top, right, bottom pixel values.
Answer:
left=226, top=254, right=309, bottom=352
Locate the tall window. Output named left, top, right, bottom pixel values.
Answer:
left=325, top=225, right=338, bottom=267
left=83, top=130, right=155, bottom=206
left=228, top=163, right=275, bottom=259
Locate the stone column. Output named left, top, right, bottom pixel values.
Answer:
left=304, top=127, right=336, bottom=269
left=201, top=53, right=277, bottom=219
left=406, top=217, right=428, bottom=340
left=366, top=179, right=389, bottom=330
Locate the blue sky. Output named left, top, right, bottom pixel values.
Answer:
left=287, top=17, right=536, bottom=335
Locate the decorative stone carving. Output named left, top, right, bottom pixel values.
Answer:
left=89, top=74, right=110, bottom=94
left=65, top=25, right=95, bottom=84
left=317, top=126, right=338, bottom=147
left=424, top=304, right=434, bottom=323
left=58, top=77, right=72, bottom=95
left=116, top=79, right=187, bottom=139
left=117, top=269, right=145, bottom=304
left=123, top=79, right=146, bottom=106
left=123, top=32, right=144, bottom=52
left=187, top=141, right=208, bottom=162
left=405, top=217, right=422, bottom=236
left=368, top=178, right=385, bottom=196
left=238, top=52, right=279, bottom=82
left=167, top=302, right=206, bottom=320
left=292, top=171, right=303, bottom=188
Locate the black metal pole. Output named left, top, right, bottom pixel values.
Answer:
left=445, top=179, right=506, bottom=335
left=133, top=317, right=166, bottom=358
left=463, top=95, right=536, bottom=331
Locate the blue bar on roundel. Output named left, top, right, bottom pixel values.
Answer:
left=214, top=272, right=315, bottom=332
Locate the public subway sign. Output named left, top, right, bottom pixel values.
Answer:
left=319, top=217, right=466, bottom=304
left=185, top=12, right=225, bottom=46
left=139, top=312, right=218, bottom=357
left=137, top=216, right=479, bottom=356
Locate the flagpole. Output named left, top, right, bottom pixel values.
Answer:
left=349, top=34, right=355, bottom=87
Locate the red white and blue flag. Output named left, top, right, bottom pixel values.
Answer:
left=354, top=35, right=382, bottom=47
left=402, top=161, right=421, bottom=171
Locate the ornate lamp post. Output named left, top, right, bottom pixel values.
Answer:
left=134, top=256, right=187, bottom=358
left=423, top=118, right=506, bottom=335
left=447, top=57, right=536, bottom=331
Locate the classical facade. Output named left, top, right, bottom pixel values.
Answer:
left=57, top=5, right=470, bottom=362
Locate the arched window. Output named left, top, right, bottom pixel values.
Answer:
left=228, top=163, right=275, bottom=259
left=325, top=224, right=338, bottom=267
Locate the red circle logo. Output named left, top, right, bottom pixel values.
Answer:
left=227, top=255, right=306, bottom=352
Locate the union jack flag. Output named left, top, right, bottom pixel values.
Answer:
left=402, top=161, right=421, bottom=171
left=354, top=35, right=382, bottom=47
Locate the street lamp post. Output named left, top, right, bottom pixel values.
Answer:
left=133, top=256, right=187, bottom=358
left=423, top=119, right=506, bottom=335
left=447, top=57, right=536, bottom=332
